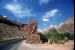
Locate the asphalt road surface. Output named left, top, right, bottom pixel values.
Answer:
left=0, top=39, right=24, bottom=50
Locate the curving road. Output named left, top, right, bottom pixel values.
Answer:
left=0, top=40, right=74, bottom=50
left=0, top=39, right=24, bottom=50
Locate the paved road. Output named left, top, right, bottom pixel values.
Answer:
left=0, top=39, right=24, bottom=50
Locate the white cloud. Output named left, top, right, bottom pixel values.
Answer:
left=49, top=25, right=54, bottom=28
left=38, top=29, right=43, bottom=33
left=42, top=18, right=49, bottom=21
left=3, top=16, right=7, bottom=18
left=38, top=28, right=48, bottom=33
left=38, top=24, right=59, bottom=33
left=49, top=24, right=58, bottom=28
left=42, top=9, right=59, bottom=22
left=59, top=22, right=64, bottom=27
left=43, top=9, right=59, bottom=19
left=39, top=0, right=50, bottom=5
left=4, top=3, right=32, bottom=18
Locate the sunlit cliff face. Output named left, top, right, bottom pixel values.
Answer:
left=22, top=20, right=38, bottom=34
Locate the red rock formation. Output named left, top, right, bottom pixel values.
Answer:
left=59, top=17, right=74, bottom=33
left=22, top=20, right=40, bottom=43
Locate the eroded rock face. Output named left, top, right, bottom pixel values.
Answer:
left=22, top=20, right=40, bottom=43
left=59, top=17, right=74, bottom=33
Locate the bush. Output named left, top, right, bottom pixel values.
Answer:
left=45, top=29, right=64, bottom=43
left=63, top=32, right=74, bottom=40
left=39, top=33, right=48, bottom=43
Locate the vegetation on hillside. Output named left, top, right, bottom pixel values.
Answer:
left=40, top=28, right=74, bottom=44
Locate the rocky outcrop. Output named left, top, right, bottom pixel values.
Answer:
left=0, top=15, right=25, bottom=41
left=22, top=20, right=40, bottom=43
left=59, top=17, right=74, bottom=33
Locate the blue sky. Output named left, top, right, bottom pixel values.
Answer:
left=0, top=0, right=74, bottom=30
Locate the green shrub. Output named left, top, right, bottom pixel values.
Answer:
left=40, top=28, right=74, bottom=43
